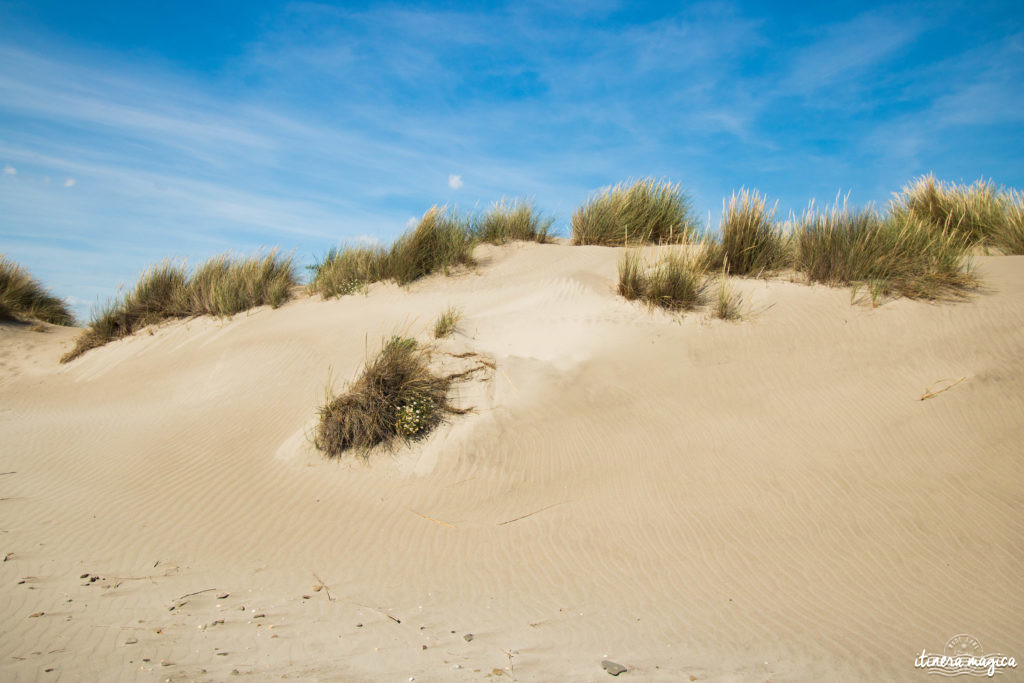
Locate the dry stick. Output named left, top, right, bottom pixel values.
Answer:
left=498, top=501, right=569, bottom=526
left=351, top=601, right=401, bottom=624
left=312, top=572, right=334, bottom=601
left=175, top=588, right=217, bottom=601
left=410, top=509, right=457, bottom=529
left=0, top=471, right=16, bottom=476
left=920, top=376, right=967, bottom=401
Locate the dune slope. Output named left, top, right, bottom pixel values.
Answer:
left=1, top=243, right=1022, bottom=681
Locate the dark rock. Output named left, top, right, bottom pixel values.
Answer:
left=463, top=633, right=474, bottom=642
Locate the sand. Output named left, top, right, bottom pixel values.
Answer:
left=1, top=243, right=1022, bottom=681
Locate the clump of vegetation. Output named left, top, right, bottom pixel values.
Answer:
left=617, top=246, right=712, bottom=311
left=433, top=306, right=462, bottom=338
left=993, top=190, right=1024, bottom=255
left=475, top=200, right=554, bottom=244
left=388, top=206, right=477, bottom=285
left=572, top=178, right=696, bottom=245
left=315, top=337, right=458, bottom=456
left=712, top=266, right=743, bottom=321
left=0, top=255, right=75, bottom=326
left=890, top=174, right=1007, bottom=247
left=308, top=245, right=388, bottom=298
left=720, top=189, right=790, bottom=275
left=61, top=251, right=297, bottom=362
left=794, top=204, right=975, bottom=304
left=309, top=206, right=479, bottom=299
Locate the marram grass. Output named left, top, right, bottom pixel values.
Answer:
left=61, top=250, right=296, bottom=362
left=573, top=178, right=696, bottom=245
left=476, top=200, right=553, bottom=244
left=720, top=189, right=789, bottom=275
left=0, top=255, right=75, bottom=326
left=315, top=336, right=457, bottom=457
left=433, top=306, right=462, bottom=338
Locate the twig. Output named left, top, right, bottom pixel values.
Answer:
left=175, top=588, right=217, bottom=601
left=499, top=501, right=569, bottom=526
left=313, top=572, right=334, bottom=601
left=410, top=509, right=456, bottom=528
left=0, top=471, right=16, bottom=476
left=920, top=376, right=967, bottom=401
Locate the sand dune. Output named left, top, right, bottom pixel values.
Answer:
left=1, top=243, right=1022, bottom=681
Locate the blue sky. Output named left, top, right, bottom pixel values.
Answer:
left=2, top=0, right=1022, bottom=321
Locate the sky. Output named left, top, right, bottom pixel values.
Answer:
left=1, top=0, right=1023, bottom=321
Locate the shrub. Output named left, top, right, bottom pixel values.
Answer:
left=387, top=207, right=477, bottom=285
left=315, top=336, right=455, bottom=456
left=476, top=200, right=554, bottom=244
left=572, top=178, right=696, bottom=245
left=794, top=204, right=974, bottom=304
left=720, top=189, right=790, bottom=275
left=0, top=255, right=75, bottom=326
left=433, top=306, right=462, bottom=338
left=62, top=251, right=297, bottom=362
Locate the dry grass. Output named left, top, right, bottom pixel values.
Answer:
left=720, top=189, right=790, bottom=275
left=310, top=206, right=477, bottom=298
left=476, top=200, right=554, bottom=244
left=0, top=255, right=75, bottom=326
left=890, top=174, right=1020, bottom=251
left=433, top=306, right=462, bottom=338
left=617, top=246, right=712, bottom=311
left=315, top=336, right=457, bottom=457
left=572, top=178, right=696, bottom=245
left=61, top=251, right=296, bottom=362
left=712, top=267, right=743, bottom=321
left=993, top=190, right=1024, bottom=255
left=794, top=203, right=975, bottom=304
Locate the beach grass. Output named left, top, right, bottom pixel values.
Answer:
left=0, top=255, right=75, bottom=326
left=889, top=174, right=1018, bottom=250
left=720, top=189, right=790, bottom=275
left=572, top=178, right=696, bottom=245
left=315, top=336, right=454, bottom=457
left=617, top=246, right=712, bottom=311
left=794, top=203, right=975, bottom=304
left=388, top=206, right=477, bottom=285
left=61, top=251, right=297, bottom=362
left=475, top=200, right=554, bottom=244
left=433, top=306, right=462, bottom=338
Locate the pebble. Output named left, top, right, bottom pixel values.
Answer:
left=602, top=660, right=627, bottom=676
left=124, top=638, right=138, bottom=645
left=463, top=633, right=474, bottom=642
left=218, top=593, right=230, bottom=599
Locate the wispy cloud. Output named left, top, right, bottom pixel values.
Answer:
left=448, top=174, right=464, bottom=190
left=3, top=164, right=15, bottom=175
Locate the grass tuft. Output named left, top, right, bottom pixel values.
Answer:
left=720, top=189, right=790, bottom=275
left=315, top=336, right=455, bottom=457
left=62, top=251, right=297, bottom=362
left=388, top=206, right=477, bottom=285
left=794, top=203, right=975, bottom=304
left=572, top=178, right=696, bottom=245
left=476, top=200, right=554, bottom=244
left=308, top=245, right=389, bottom=298
left=713, top=264, right=743, bottom=321
left=993, top=190, right=1024, bottom=255
left=433, top=306, right=462, bottom=338
left=0, top=255, right=75, bottom=326
left=617, top=246, right=711, bottom=311
left=890, top=174, right=1009, bottom=247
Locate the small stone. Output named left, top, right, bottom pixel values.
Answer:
left=217, top=652, right=229, bottom=656
left=28, top=612, right=44, bottom=618
left=355, top=623, right=363, bottom=628
left=602, top=660, right=627, bottom=676
left=160, top=660, right=173, bottom=667
left=254, top=613, right=266, bottom=619
left=90, top=576, right=99, bottom=583
left=80, top=573, right=89, bottom=579
left=422, top=645, right=427, bottom=650
left=210, top=619, right=224, bottom=626
left=218, top=593, right=230, bottom=599
left=124, top=638, right=138, bottom=645
left=302, top=595, right=311, bottom=599
left=463, top=633, right=474, bottom=642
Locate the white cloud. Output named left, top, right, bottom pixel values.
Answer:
left=448, top=173, right=463, bottom=189
left=64, top=177, right=76, bottom=187
left=406, top=216, right=418, bottom=228
left=3, top=164, right=15, bottom=175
